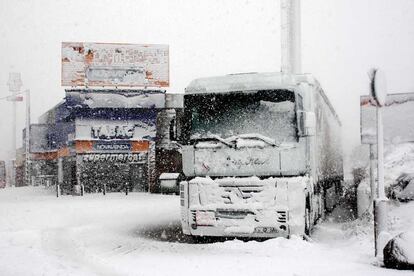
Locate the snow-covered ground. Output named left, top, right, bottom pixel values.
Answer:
left=0, top=187, right=412, bottom=276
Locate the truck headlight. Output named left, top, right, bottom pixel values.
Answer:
left=195, top=210, right=216, bottom=226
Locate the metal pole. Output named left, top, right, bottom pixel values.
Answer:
left=25, top=90, right=31, bottom=186
left=369, top=144, right=375, bottom=201
left=280, top=0, right=301, bottom=74
left=76, top=155, right=84, bottom=196
left=281, top=0, right=290, bottom=73
left=58, top=158, right=63, bottom=188
left=374, top=105, right=388, bottom=257
left=377, top=107, right=385, bottom=199
left=7, top=72, right=22, bottom=187
left=11, top=99, right=16, bottom=187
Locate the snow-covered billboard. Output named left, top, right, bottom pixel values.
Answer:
left=61, top=42, right=169, bottom=87
left=65, top=89, right=165, bottom=109
left=360, top=93, right=414, bottom=144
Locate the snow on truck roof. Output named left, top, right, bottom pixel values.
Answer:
left=185, top=72, right=316, bottom=94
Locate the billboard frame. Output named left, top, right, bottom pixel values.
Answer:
left=61, top=42, right=169, bottom=88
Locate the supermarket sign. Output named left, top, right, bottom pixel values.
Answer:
left=62, top=42, right=169, bottom=88
left=81, top=153, right=147, bottom=163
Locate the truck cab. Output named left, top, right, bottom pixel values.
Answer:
left=165, top=72, right=342, bottom=238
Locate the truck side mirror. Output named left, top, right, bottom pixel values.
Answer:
left=298, top=111, right=316, bottom=137
left=304, top=111, right=316, bottom=136
left=165, top=93, right=183, bottom=142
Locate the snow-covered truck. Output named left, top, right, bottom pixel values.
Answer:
left=167, top=72, right=343, bottom=238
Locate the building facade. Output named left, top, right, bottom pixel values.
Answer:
left=26, top=89, right=165, bottom=194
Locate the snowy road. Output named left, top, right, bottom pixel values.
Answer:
left=0, top=187, right=412, bottom=276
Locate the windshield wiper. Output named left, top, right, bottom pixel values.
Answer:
left=229, top=134, right=279, bottom=147
left=191, top=134, right=283, bottom=148
left=190, top=135, right=235, bottom=148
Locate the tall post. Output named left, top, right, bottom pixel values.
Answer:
left=374, top=103, right=388, bottom=257
left=58, top=157, right=63, bottom=188
left=76, top=155, right=84, bottom=196
left=56, top=182, right=61, bottom=197
left=11, top=100, right=16, bottom=187
left=281, top=0, right=302, bottom=74
left=370, top=68, right=388, bottom=258
left=25, top=90, right=31, bottom=186
left=7, top=72, right=22, bottom=187
left=369, top=144, right=375, bottom=201
left=376, top=107, right=385, bottom=199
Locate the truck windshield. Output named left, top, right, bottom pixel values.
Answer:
left=184, top=90, right=297, bottom=144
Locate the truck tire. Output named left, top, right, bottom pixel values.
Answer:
left=304, top=196, right=312, bottom=236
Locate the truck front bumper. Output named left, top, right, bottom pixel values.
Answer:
left=186, top=209, right=290, bottom=238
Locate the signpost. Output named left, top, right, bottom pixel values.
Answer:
left=370, top=68, right=388, bottom=258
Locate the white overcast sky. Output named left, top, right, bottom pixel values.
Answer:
left=1, top=0, right=414, bottom=161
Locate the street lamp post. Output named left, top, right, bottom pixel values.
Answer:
left=6, top=72, right=23, bottom=187
left=24, top=90, right=31, bottom=186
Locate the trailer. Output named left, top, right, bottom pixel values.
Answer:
left=163, top=72, right=343, bottom=238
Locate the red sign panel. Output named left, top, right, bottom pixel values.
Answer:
left=62, top=42, right=169, bottom=87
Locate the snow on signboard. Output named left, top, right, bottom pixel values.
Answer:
left=61, top=42, right=169, bottom=88
left=361, top=93, right=414, bottom=144
left=65, top=89, right=165, bottom=109
left=75, top=118, right=156, bottom=141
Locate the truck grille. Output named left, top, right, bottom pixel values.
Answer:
left=220, top=186, right=264, bottom=203
left=216, top=208, right=255, bottom=219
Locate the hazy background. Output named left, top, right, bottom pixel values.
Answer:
left=1, top=0, right=414, bottom=173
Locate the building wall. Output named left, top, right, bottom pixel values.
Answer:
left=71, top=111, right=157, bottom=193
left=30, top=159, right=58, bottom=186
left=26, top=90, right=166, bottom=194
